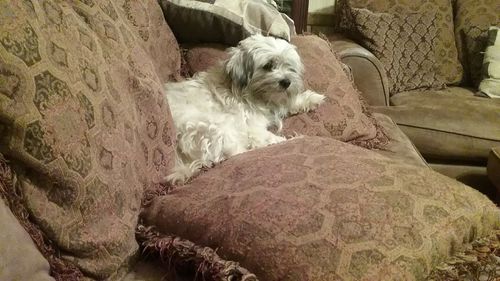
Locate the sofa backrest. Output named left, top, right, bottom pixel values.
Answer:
left=0, top=0, right=179, bottom=279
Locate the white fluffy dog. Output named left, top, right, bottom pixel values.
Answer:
left=165, top=34, right=325, bottom=184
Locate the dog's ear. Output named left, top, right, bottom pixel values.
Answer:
left=224, top=44, right=254, bottom=90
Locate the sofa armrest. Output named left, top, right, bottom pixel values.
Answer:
left=328, top=35, right=390, bottom=106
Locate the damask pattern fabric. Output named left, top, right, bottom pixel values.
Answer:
left=479, top=27, right=500, bottom=98
left=183, top=44, right=229, bottom=76
left=336, top=0, right=463, bottom=86
left=0, top=0, right=178, bottom=279
left=454, top=0, right=500, bottom=87
left=142, top=136, right=500, bottom=281
left=285, top=36, right=387, bottom=147
left=347, top=8, right=445, bottom=95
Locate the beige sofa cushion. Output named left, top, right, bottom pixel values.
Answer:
left=454, top=0, right=500, bottom=87
left=374, top=87, right=500, bottom=162
left=0, top=0, right=177, bottom=278
left=335, top=0, right=463, bottom=85
left=143, top=136, right=500, bottom=281
left=159, top=0, right=292, bottom=45
left=0, top=198, right=54, bottom=281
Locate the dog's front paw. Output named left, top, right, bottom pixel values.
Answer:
left=269, top=135, right=286, bottom=145
left=303, top=90, right=326, bottom=110
left=290, top=90, right=326, bottom=114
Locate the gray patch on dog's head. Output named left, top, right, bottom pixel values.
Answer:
left=224, top=44, right=254, bottom=90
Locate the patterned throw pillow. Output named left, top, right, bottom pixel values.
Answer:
left=478, top=27, right=500, bottom=98
left=347, top=8, right=445, bottom=95
left=0, top=0, right=178, bottom=279
left=182, top=36, right=388, bottom=149
left=159, top=0, right=293, bottom=45
left=142, top=136, right=500, bottom=281
left=284, top=36, right=387, bottom=148
left=335, top=0, right=463, bottom=86
left=454, top=0, right=500, bottom=87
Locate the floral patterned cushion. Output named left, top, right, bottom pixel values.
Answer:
left=142, top=136, right=500, bottom=281
left=335, top=0, right=463, bottom=86
left=454, top=0, right=500, bottom=87
left=0, top=0, right=178, bottom=278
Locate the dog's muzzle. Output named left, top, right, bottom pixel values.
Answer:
left=279, top=79, right=291, bottom=89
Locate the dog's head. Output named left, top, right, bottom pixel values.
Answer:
left=224, top=34, right=304, bottom=104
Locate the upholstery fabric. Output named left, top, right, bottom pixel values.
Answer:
left=348, top=8, right=444, bottom=95
left=142, top=136, right=500, bottom=281
left=328, top=34, right=390, bottom=106
left=336, top=0, right=463, bottom=85
left=375, top=87, right=500, bottom=162
left=182, top=36, right=388, bottom=148
left=372, top=113, right=427, bottom=167
left=159, top=0, right=292, bottom=45
left=479, top=26, right=500, bottom=98
left=0, top=0, right=177, bottom=278
left=454, top=0, right=500, bottom=87
left=284, top=36, right=387, bottom=148
left=183, top=43, right=228, bottom=76
left=0, top=198, right=54, bottom=281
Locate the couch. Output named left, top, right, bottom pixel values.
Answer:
left=329, top=0, right=500, bottom=194
left=0, top=1, right=499, bottom=281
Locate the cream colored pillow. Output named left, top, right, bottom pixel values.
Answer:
left=478, top=26, right=500, bottom=98
left=159, top=0, right=294, bottom=45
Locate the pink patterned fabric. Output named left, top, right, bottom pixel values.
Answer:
left=183, top=44, right=228, bottom=76
left=0, top=0, right=179, bottom=278
left=284, top=36, right=385, bottom=147
left=143, top=136, right=500, bottom=281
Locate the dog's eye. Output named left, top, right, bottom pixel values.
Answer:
left=263, top=61, right=274, bottom=71
left=289, top=68, right=297, bottom=73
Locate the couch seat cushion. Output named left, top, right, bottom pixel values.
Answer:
left=142, top=136, right=500, bottom=281
left=374, top=87, right=500, bottom=163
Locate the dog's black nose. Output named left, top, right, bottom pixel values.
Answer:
left=279, top=79, right=291, bottom=89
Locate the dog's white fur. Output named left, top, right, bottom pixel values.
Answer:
left=164, top=34, right=325, bottom=184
